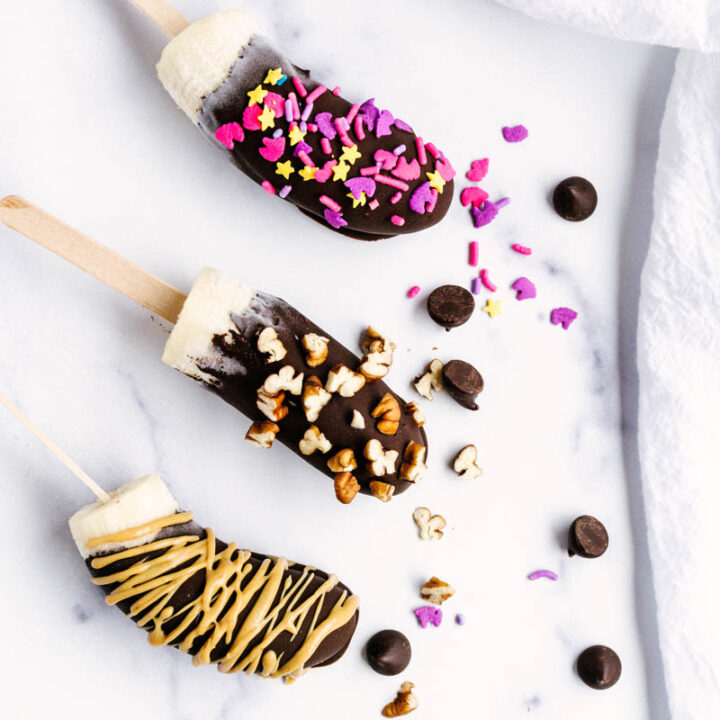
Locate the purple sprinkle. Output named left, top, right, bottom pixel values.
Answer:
left=300, top=102, right=314, bottom=122
left=393, top=144, right=407, bottom=156
left=414, top=606, right=443, bottom=629
left=315, top=112, right=337, bottom=140
left=294, top=141, right=313, bottom=157
left=471, top=277, right=481, bottom=295
left=345, top=176, right=376, bottom=200
left=279, top=185, right=292, bottom=199
left=393, top=118, right=414, bottom=133
left=527, top=569, right=559, bottom=581
left=511, top=277, right=537, bottom=301
left=324, top=209, right=347, bottom=229
left=502, top=124, right=529, bottom=143
left=272, top=128, right=284, bottom=139
left=376, top=109, right=394, bottom=138
left=284, top=101, right=293, bottom=123
left=495, top=197, right=511, bottom=209
left=409, top=181, right=435, bottom=214
left=471, top=201, right=499, bottom=228
left=358, top=98, right=379, bottom=131
left=455, top=614, right=465, bottom=626
left=550, top=307, right=578, bottom=330
left=299, top=121, right=307, bottom=132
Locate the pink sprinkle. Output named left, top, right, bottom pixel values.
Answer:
left=360, top=165, right=380, bottom=176
left=292, top=76, right=307, bottom=98
left=480, top=269, right=497, bottom=292
left=390, top=192, right=402, bottom=204
left=414, top=606, right=443, bottom=629
left=346, top=102, right=360, bottom=125
left=354, top=116, right=366, bottom=141
left=391, top=215, right=405, bottom=226
left=306, top=84, right=327, bottom=104
left=332, top=86, right=341, bottom=96
left=416, top=137, right=428, bottom=166
left=297, top=150, right=315, bottom=167
left=279, top=185, right=292, bottom=199
left=407, top=285, right=421, bottom=298
left=321, top=137, right=332, bottom=155
left=469, top=241, right=479, bottom=267
left=471, top=277, right=481, bottom=295
left=512, top=243, right=532, bottom=255
left=289, top=93, right=300, bottom=120
left=425, top=142, right=441, bottom=160
left=261, top=181, right=275, bottom=195
left=528, top=569, right=559, bottom=581
left=368, top=199, right=380, bottom=210
left=375, top=174, right=409, bottom=192
left=300, top=102, right=314, bottom=122
left=319, top=195, right=342, bottom=213
left=550, top=307, right=578, bottom=330
left=335, top=119, right=354, bottom=147
left=307, top=123, right=318, bottom=133
left=502, top=124, right=529, bottom=143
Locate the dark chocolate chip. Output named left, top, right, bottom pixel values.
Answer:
left=365, top=630, right=412, bottom=676
left=552, top=177, right=597, bottom=222
left=568, top=515, right=608, bottom=558
left=427, top=285, right=475, bottom=330
left=442, top=360, right=484, bottom=410
left=577, top=645, right=621, bottom=690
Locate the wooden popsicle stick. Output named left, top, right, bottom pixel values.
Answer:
left=128, top=0, right=190, bottom=37
left=0, top=196, right=187, bottom=324
left=0, top=391, right=111, bottom=503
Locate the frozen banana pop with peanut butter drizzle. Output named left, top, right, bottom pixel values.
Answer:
left=69, top=474, right=359, bottom=680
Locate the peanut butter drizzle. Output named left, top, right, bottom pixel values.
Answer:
left=88, top=514, right=359, bottom=679
left=86, top=512, right=194, bottom=549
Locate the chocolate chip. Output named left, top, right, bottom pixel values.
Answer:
left=568, top=515, right=608, bottom=558
left=552, top=177, right=597, bottom=222
left=365, top=630, right=412, bottom=676
left=427, top=285, right=475, bottom=330
left=442, top=360, right=484, bottom=410
left=577, top=645, right=621, bottom=689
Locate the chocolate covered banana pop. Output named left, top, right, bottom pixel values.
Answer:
left=155, top=10, right=455, bottom=239
left=69, top=474, right=359, bottom=680
left=163, top=268, right=428, bottom=504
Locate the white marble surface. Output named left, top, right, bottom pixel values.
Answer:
left=0, top=1, right=676, bottom=718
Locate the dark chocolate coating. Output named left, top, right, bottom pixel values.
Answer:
left=197, top=36, right=454, bottom=240
left=365, top=630, right=411, bottom=676
left=87, top=516, right=358, bottom=674
left=198, top=290, right=427, bottom=498
left=427, top=285, right=475, bottom=330
left=552, top=177, right=597, bottom=221
left=576, top=645, right=622, bottom=690
left=568, top=515, right=608, bottom=558
left=442, top=360, right=484, bottom=410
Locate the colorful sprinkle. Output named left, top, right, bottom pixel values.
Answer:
left=390, top=192, right=402, bottom=204
left=391, top=215, right=405, bottom=227
left=512, top=243, right=532, bottom=255
left=426, top=170, right=446, bottom=194
left=374, top=149, right=398, bottom=171
left=264, top=67, right=284, bottom=85
left=314, top=161, right=336, bottom=183
left=392, top=157, right=421, bottom=182
left=394, top=118, right=414, bottom=133
left=528, top=569, right=559, bottom=581
left=300, top=102, right=314, bottom=122
left=275, top=160, right=295, bottom=180
left=346, top=102, right=360, bottom=125
left=307, top=123, right=318, bottom=133
left=416, top=137, right=428, bottom=166
left=306, top=84, right=327, bottom=104
left=495, top=197, right=511, bottom=209
left=289, top=92, right=300, bottom=120
left=425, top=142, right=441, bottom=160
left=376, top=109, right=394, bottom=138
left=214, top=122, right=245, bottom=150
left=324, top=209, right=347, bottom=229
left=502, top=125, right=529, bottom=143
left=375, top=174, right=409, bottom=192
left=242, top=104, right=263, bottom=131
left=272, top=128, right=284, bottom=139
left=354, top=116, right=366, bottom=141
left=261, top=180, right=275, bottom=195
left=436, top=158, right=456, bottom=182
left=482, top=299, right=502, bottom=318
left=340, top=144, right=362, bottom=165
left=368, top=198, right=380, bottom=210
left=292, top=76, right=307, bottom=98
left=466, top=158, right=489, bottom=182
left=471, top=201, right=499, bottom=228
left=550, top=307, right=578, bottom=330
left=409, top=181, right=435, bottom=214
left=263, top=92, right=285, bottom=117
left=258, top=136, right=286, bottom=162
left=298, top=165, right=317, bottom=182
left=332, top=86, right=341, bottom=96
left=315, top=112, right=337, bottom=140
left=469, top=242, right=479, bottom=267
left=332, top=162, right=350, bottom=182
left=277, top=75, right=288, bottom=86
left=511, top=277, right=537, bottom=301
left=393, top=144, right=407, bottom=155
left=414, top=606, right=443, bottom=629
left=288, top=125, right=306, bottom=146
left=320, top=137, right=332, bottom=155
left=471, top=277, right=481, bottom=295
left=360, top=165, right=380, bottom=176
left=480, top=268, right=497, bottom=292
left=345, top=176, right=376, bottom=200
left=319, top=195, right=342, bottom=213
left=455, top=614, right=465, bottom=626
left=257, top=104, right=276, bottom=131
left=461, top=187, right=489, bottom=208
left=279, top=185, right=292, bottom=198
left=407, top=285, right=421, bottom=298
left=246, top=84, right=268, bottom=107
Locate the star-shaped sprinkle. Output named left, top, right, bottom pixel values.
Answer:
left=347, top=191, right=367, bottom=208
left=264, top=67, right=284, bottom=85
left=258, top=105, right=276, bottom=131
left=340, top=144, right=362, bottom=165
left=426, top=170, right=446, bottom=194
left=482, top=299, right=502, bottom=318
left=247, top=84, right=268, bottom=107
left=288, top=125, right=307, bottom=146
left=276, top=160, right=295, bottom=180
left=299, top=165, right=317, bottom=181
left=332, top=162, right=350, bottom=182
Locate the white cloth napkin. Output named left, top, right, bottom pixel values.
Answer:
left=490, top=1, right=720, bottom=717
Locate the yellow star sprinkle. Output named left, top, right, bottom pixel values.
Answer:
left=276, top=160, right=295, bottom=180
left=258, top=104, right=276, bottom=131
left=288, top=125, right=307, bottom=146
left=426, top=170, right=446, bottom=194
left=247, top=84, right=268, bottom=107
left=482, top=299, right=502, bottom=318
left=340, top=144, right=362, bottom=165
left=299, top=165, right=317, bottom=181
left=332, top=162, right=350, bottom=182
left=264, top=67, right=284, bottom=85
left=347, top=191, right=367, bottom=208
